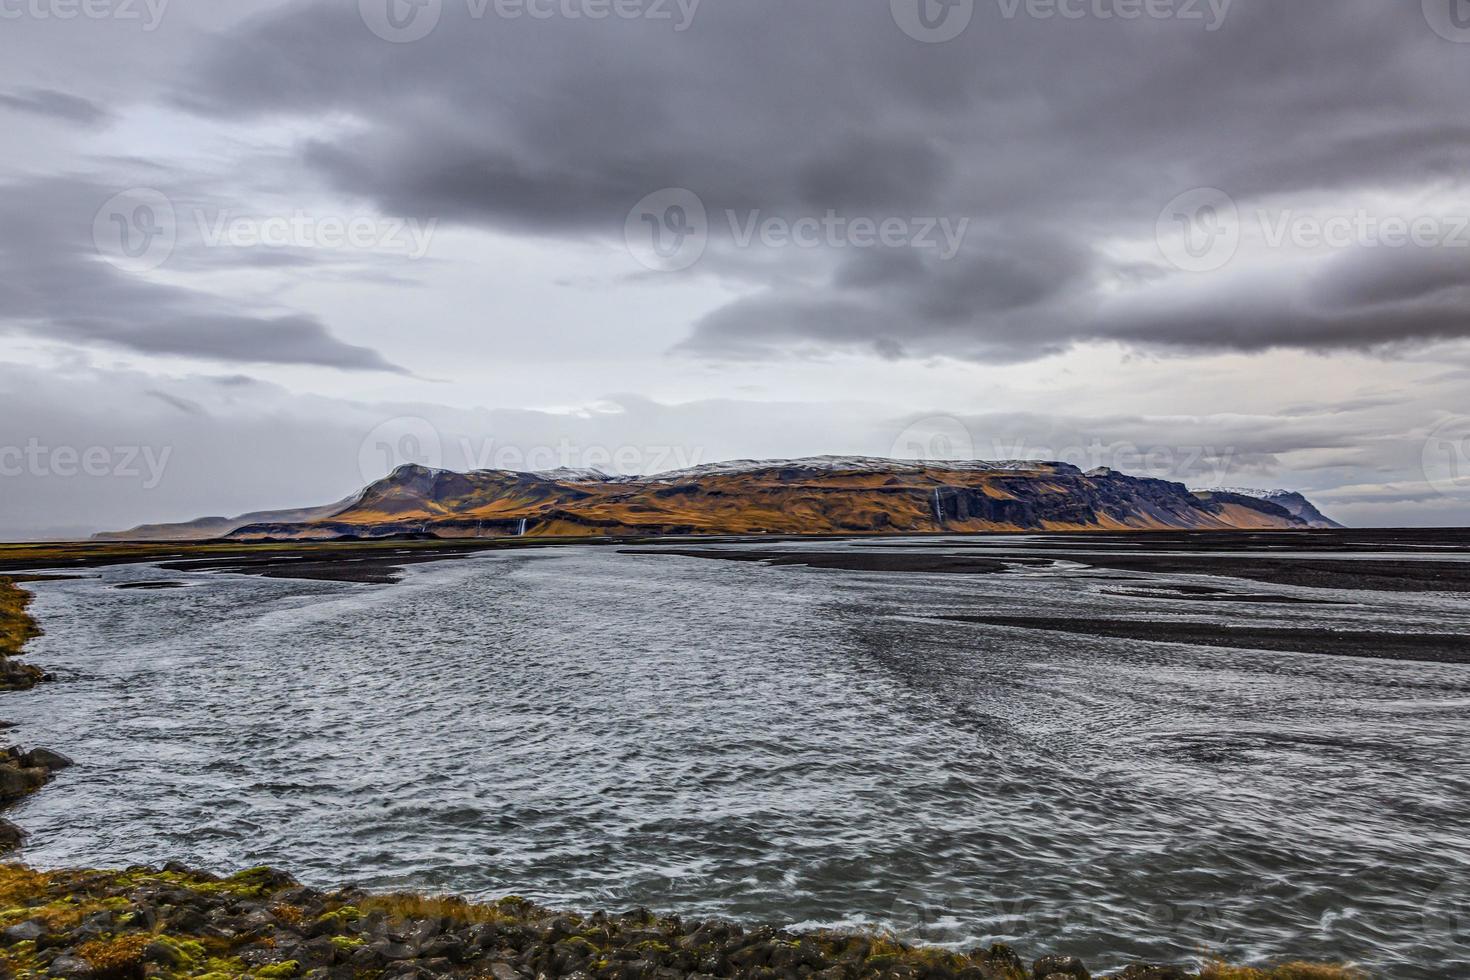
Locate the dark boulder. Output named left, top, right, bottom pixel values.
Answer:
left=972, top=944, right=1027, bottom=979
left=3, top=920, right=45, bottom=944
left=0, top=762, right=50, bottom=804
left=0, top=818, right=26, bottom=852
left=1033, top=954, right=1091, bottom=980
left=142, top=941, right=189, bottom=968
left=370, top=938, right=420, bottom=961
left=48, top=954, right=96, bottom=978
left=23, top=747, right=74, bottom=771
left=1109, top=967, right=1192, bottom=980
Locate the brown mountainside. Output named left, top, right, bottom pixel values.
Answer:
left=98, top=458, right=1340, bottom=541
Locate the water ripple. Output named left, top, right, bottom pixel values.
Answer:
left=6, top=543, right=1470, bottom=977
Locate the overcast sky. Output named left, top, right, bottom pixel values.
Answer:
left=2, top=0, right=1470, bottom=536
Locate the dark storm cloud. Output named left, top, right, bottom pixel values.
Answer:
left=172, top=0, right=1470, bottom=364
left=42, top=313, right=403, bottom=373
left=0, top=178, right=404, bottom=372
left=682, top=228, right=1101, bottom=362
left=1091, top=245, right=1470, bottom=354
left=0, top=88, right=110, bottom=125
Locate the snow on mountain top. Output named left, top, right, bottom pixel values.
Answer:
left=388, top=463, right=622, bottom=484
left=648, top=456, right=1059, bottom=482
left=1193, top=487, right=1300, bottom=500
left=388, top=457, right=1066, bottom=485
left=537, top=467, right=616, bottom=483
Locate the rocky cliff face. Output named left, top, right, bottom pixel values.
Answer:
left=98, top=457, right=1338, bottom=541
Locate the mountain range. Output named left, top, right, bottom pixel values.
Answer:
left=96, top=457, right=1342, bottom=541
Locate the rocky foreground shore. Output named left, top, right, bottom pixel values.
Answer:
left=0, top=864, right=1358, bottom=980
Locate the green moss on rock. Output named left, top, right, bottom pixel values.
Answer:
left=0, top=864, right=1363, bottom=980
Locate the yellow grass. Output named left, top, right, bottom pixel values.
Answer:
left=0, top=864, right=53, bottom=906
left=0, top=578, right=40, bottom=656
left=1202, top=960, right=1365, bottom=980
left=79, top=934, right=152, bottom=975
left=354, top=892, right=527, bottom=925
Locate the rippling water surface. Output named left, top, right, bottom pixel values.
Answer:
left=9, top=540, right=1470, bottom=977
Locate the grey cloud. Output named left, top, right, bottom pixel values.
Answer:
left=0, top=178, right=405, bottom=373
left=146, top=390, right=206, bottom=415
left=879, top=403, right=1460, bottom=517
left=970, top=409, right=1366, bottom=453
left=683, top=227, right=1098, bottom=361
left=173, top=0, right=1470, bottom=363
left=0, top=88, right=110, bottom=125
left=1095, top=246, right=1470, bottom=354
left=1278, top=396, right=1404, bottom=417
left=685, top=232, right=1470, bottom=363
left=43, top=314, right=402, bottom=373
left=1320, top=245, right=1470, bottom=309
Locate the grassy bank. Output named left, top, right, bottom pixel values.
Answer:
left=0, top=864, right=1360, bottom=980
left=1, top=578, right=72, bottom=851
left=0, top=579, right=41, bottom=658
left=0, top=579, right=48, bottom=692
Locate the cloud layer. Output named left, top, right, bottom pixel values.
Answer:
left=0, top=178, right=404, bottom=372
left=176, top=0, right=1470, bottom=362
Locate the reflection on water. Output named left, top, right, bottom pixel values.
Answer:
left=8, top=540, right=1470, bottom=977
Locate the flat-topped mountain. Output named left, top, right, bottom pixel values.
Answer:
left=97, top=457, right=1341, bottom=541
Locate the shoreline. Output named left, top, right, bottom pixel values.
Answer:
left=0, top=577, right=74, bottom=851
left=0, top=558, right=1374, bottom=978
left=0, top=526, right=1465, bottom=587
left=0, top=864, right=1358, bottom=980
left=0, top=578, right=52, bottom=691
